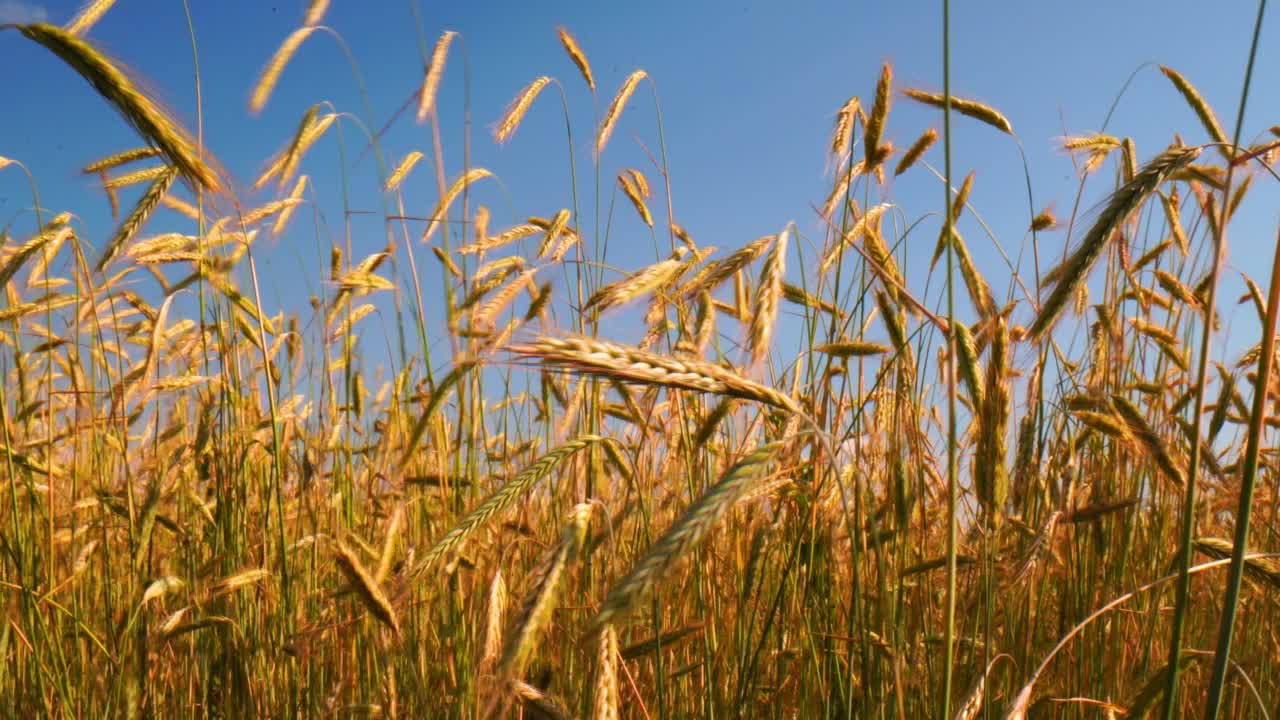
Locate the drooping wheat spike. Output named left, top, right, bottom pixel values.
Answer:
left=417, top=30, right=457, bottom=122
left=902, top=88, right=1013, bottom=135
left=895, top=128, right=938, bottom=176
left=975, top=318, right=1010, bottom=526
left=82, top=147, right=160, bottom=174
left=1158, top=190, right=1188, bottom=256
left=333, top=541, right=400, bottom=636
left=1159, top=66, right=1229, bottom=157
left=952, top=321, right=984, bottom=406
left=479, top=570, right=508, bottom=673
left=422, top=168, right=493, bottom=243
left=473, top=268, right=537, bottom=331
left=272, top=175, right=309, bottom=236
left=510, top=681, right=574, bottom=720
left=557, top=27, right=594, bottom=91
left=493, top=76, right=552, bottom=144
left=862, top=64, right=893, bottom=170
left=254, top=112, right=335, bottom=190
left=96, top=166, right=178, bottom=273
left=0, top=214, right=72, bottom=290
left=101, top=164, right=170, bottom=191
left=747, top=226, right=788, bottom=366
left=618, top=172, right=654, bottom=227
left=1028, top=145, right=1200, bottom=341
left=586, top=256, right=683, bottom=314
left=1029, top=208, right=1056, bottom=231
left=1111, top=394, right=1184, bottom=488
left=302, top=0, right=329, bottom=26
left=385, top=151, right=424, bottom=192
left=683, top=234, right=773, bottom=295
left=65, top=0, right=115, bottom=36
left=18, top=24, right=221, bottom=192
left=535, top=208, right=572, bottom=258
left=412, top=436, right=602, bottom=576
left=814, top=341, right=890, bottom=358
left=590, top=443, right=780, bottom=632
left=820, top=202, right=892, bottom=274
left=597, top=70, right=647, bottom=156
left=499, top=503, right=593, bottom=681
left=949, top=228, right=996, bottom=318
left=831, top=95, right=860, bottom=160
left=592, top=624, right=620, bottom=720
left=277, top=103, right=320, bottom=190
left=510, top=335, right=801, bottom=414
left=249, top=26, right=319, bottom=115
left=1194, top=537, right=1280, bottom=590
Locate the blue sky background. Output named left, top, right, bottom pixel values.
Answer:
left=1, top=0, right=1278, bottom=379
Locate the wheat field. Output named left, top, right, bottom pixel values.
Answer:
left=0, top=1, right=1278, bottom=718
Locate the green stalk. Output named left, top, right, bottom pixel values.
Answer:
left=940, top=0, right=959, bottom=715
left=1164, top=4, right=1266, bottom=717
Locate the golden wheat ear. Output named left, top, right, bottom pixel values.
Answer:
left=16, top=23, right=222, bottom=193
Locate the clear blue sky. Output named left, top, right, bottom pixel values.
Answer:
left=1, top=0, right=1277, bottom=372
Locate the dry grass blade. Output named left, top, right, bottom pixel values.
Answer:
left=590, top=443, right=780, bottom=631
left=509, top=335, right=801, bottom=414
left=417, top=30, right=457, bottom=122
left=333, top=542, right=400, bottom=636
left=19, top=24, right=221, bottom=192
left=1028, top=145, right=1200, bottom=341
left=494, top=76, right=552, bottom=144
left=597, top=70, right=647, bottom=156
left=747, top=226, right=788, bottom=365
left=413, top=436, right=602, bottom=576
left=558, top=27, right=594, bottom=91
left=249, top=26, right=318, bottom=115
left=903, top=88, right=1013, bottom=135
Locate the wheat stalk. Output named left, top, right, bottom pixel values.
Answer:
left=863, top=63, right=892, bottom=168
